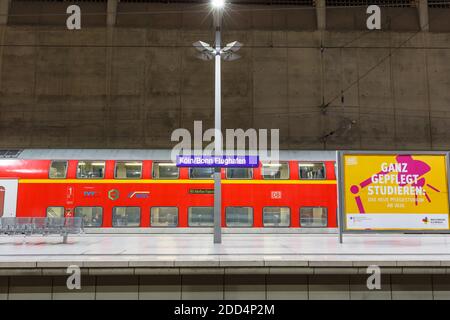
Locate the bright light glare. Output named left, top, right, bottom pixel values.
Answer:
left=211, top=0, right=225, bottom=9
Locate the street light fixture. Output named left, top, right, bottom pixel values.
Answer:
left=193, top=40, right=242, bottom=61
left=211, top=0, right=225, bottom=9
left=193, top=0, right=242, bottom=244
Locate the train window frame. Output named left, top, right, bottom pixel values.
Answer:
left=225, top=206, right=254, bottom=227
left=261, top=162, right=290, bottom=180
left=74, top=206, right=103, bottom=228
left=152, top=161, right=179, bottom=180
left=299, top=206, right=328, bottom=228
left=112, top=206, right=141, bottom=227
left=225, top=168, right=253, bottom=180
left=114, top=161, right=143, bottom=179
left=49, top=160, right=68, bottom=179
left=188, top=206, right=214, bottom=227
left=150, top=206, right=179, bottom=227
left=188, top=167, right=215, bottom=179
left=76, top=160, right=106, bottom=179
left=262, top=206, right=291, bottom=227
left=298, top=162, right=326, bottom=180
left=46, top=206, right=65, bottom=218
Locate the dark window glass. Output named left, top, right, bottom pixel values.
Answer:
left=115, top=161, right=142, bottom=179
left=226, top=207, right=253, bottom=227
left=188, top=207, right=214, bottom=227
left=189, top=168, right=215, bottom=179
left=261, top=162, right=289, bottom=179
left=300, top=207, right=327, bottom=227
left=77, top=161, right=105, bottom=179
left=299, top=163, right=326, bottom=180
left=46, top=207, right=64, bottom=218
left=75, top=207, right=103, bottom=227
left=49, top=161, right=67, bottom=179
left=263, top=207, right=290, bottom=227
left=226, top=168, right=252, bottom=179
left=112, top=207, right=141, bottom=227
left=152, top=162, right=179, bottom=179
left=150, top=207, right=178, bottom=227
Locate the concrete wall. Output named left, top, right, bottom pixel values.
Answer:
left=0, top=2, right=449, bottom=150
left=1, top=274, right=450, bottom=300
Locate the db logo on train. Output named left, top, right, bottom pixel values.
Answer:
left=108, top=189, right=120, bottom=201
left=271, top=191, right=282, bottom=199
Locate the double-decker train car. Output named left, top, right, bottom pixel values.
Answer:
left=0, top=149, right=337, bottom=232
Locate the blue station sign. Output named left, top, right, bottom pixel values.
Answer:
left=176, top=155, right=259, bottom=168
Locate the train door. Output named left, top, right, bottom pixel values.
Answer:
left=0, top=179, right=18, bottom=217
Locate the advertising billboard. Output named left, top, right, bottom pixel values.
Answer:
left=339, top=153, right=450, bottom=232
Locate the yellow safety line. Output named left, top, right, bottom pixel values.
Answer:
left=19, top=179, right=336, bottom=185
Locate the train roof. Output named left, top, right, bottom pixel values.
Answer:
left=1, top=149, right=339, bottom=161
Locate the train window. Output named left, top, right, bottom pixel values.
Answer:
left=112, top=207, right=141, bottom=227
left=189, top=168, right=214, bottom=179
left=150, top=207, right=178, bottom=227
left=188, top=207, right=214, bottom=227
left=77, top=161, right=105, bottom=179
left=152, top=162, right=179, bottom=179
left=261, top=162, right=289, bottom=179
left=299, top=163, right=326, bottom=180
left=115, top=161, right=142, bottom=179
left=263, top=207, right=290, bottom=227
left=49, top=161, right=67, bottom=179
left=226, top=207, right=253, bottom=227
left=46, top=207, right=64, bottom=218
left=74, top=207, right=103, bottom=227
left=300, top=207, right=328, bottom=227
left=226, top=168, right=253, bottom=179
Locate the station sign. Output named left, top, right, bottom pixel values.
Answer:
left=339, top=152, right=450, bottom=232
left=176, top=155, right=259, bottom=168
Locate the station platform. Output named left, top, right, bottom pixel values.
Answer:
left=1, top=233, right=450, bottom=275
left=2, top=234, right=450, bottom=300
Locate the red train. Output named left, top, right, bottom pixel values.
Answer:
left=0, top=149, right=337, bottom=231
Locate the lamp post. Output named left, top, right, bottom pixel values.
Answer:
left=193, top=0, right=242, bottom=244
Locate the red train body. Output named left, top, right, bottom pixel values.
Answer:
left=0, top=150, right=338, bottom=230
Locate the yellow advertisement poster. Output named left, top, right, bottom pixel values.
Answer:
left=343, top=154, right=450, bottom=231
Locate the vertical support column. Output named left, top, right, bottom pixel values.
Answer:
left=105, top=0, right=117, bottom=147
left=316, top=0, right=326, bottom=31
left=214, top=168, right=222, bottom=244
left=337, top=151, right=344, bottom=244
left=107, top=0, right=118, bottom=27
left=213, top=21, right=222, bottom=244
left=0, top=0, right=10, bottom=25
left=417, top=0, right=429, bottom=32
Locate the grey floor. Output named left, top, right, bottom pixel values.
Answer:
left=1, top=233, right=450, bottom=266
left=1, top=233, right=450, bottom=300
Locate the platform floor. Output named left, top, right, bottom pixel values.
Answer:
left=1, top=233, right=450, bottom=267
left=2, top=234, right=450, bottom=300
